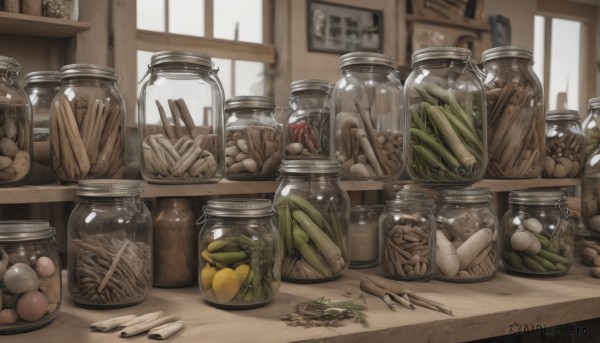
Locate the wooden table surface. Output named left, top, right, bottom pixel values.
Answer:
left=7, top=264, right=600, bottom=342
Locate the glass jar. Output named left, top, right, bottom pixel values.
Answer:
left=502, top=190, right=574, bottom=277
left=404, top=47, right=487, bottom=184
left=224, top=96, right=282, bottom=180
left=152, top=197, right=197, bottom=287
left=25, top=71, right=61, bottom=185
left=349, top=205, right=379, bottom=268
left=0, top=56, right=33, bottom=187
left=582, top=97, right=600, bottom=157
left=481, top=46, right=544, bottom=178
left=67, top=180, right=152, bottom=308
left=332, top=52, right=404, bottom=180
left=435, top=187, right=499, bottom=282
left=198, top=198, right=280, bottom=309
left=583, top=147, right=600, bottom=235
left=50, top=64, right=125, bottom=183
left=43, top=0, right=78, bottom=20
left=0, top=221, right=61, bottom=334
left=285, top=79, right=332, bottom=160
left=274, top=159, right=349, bottom=282
left=543, top=110, right=585, bottom=178
left=139, top=51, right=224, bottom=184
left=380, top=190, right=436, bottom=281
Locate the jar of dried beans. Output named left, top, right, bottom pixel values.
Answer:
left=502, top=190, right=574, bottom=277
left=582, top=97, right=600, bottom=157
left=481, top=46, right=544, bottom=178
left=25, top=71, right=61, bottom=185
left=285, top=79, right=332, bottom=159
left=543, top=110, right=585, bottom=178
left=0, top=221, right=61, bottom=334
left=435, top=187, right=499, bottom=282
left=67, top=180, right=152, bottom=308
left=224, top=96, right=282, bottom=180
left=50, top=64, right=126, bottom=183
left=404, top=47, right=486, bottom=184
left=380, top=190, right=436, bottom=281
left=138, top=51, right=224, bottom=184
left=0, top=56, right=33, bottom=187
left=198, top=198, right=281, bottom=309
left=274, top=159, right=349, bottom=282
left=332, top=52, right=404, bottom=180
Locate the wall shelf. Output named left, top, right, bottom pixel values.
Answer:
left=0, top=11, right=91, bottom=38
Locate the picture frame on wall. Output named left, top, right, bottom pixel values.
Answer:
left=307, top=0, right=384, bottom=54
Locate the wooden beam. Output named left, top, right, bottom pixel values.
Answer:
left=543, top=15, right=552, bottom=111
left=537, top=0, right=597, bottom=23
left=205, top=0, right=213, bottom=38
left=112, top=0, right=138, bottom=127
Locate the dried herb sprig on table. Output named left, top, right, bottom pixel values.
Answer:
left=281, top=297, right=368, bottom=328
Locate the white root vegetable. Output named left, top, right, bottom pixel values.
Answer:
left=510, top=230, right=532, bottom=251
left=524, top=217, right=543, bottom=233
left=148, top=320, right=184, bottom=340
left=90, top=314, right=137, bottom=332
left=120, top=315, right=180, bottom=338
left=436, top=230, right=459, bottom=277
left=456, top=228, right=492, bottom=269
left=119, top=311, right=164, bottom=328
left=524, top=233, right=541, bottom=255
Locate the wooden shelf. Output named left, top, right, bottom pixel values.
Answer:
left=0, top=11, right=91, bottom=38
left=406, top=14, right=491, bottom=32
left=8, top=264, right=600, bottom=342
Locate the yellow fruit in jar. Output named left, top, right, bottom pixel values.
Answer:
left=235, top=264, right=251, bottom=283
left=212, top=267, right=241, bottom=303
left=200, top=264, right=218, bottom=290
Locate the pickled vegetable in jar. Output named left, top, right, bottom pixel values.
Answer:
left=582, top=97, right=600, bottom=157
left=404, top=47, right=486, bottom=184
left=502, top=190, right=574, bottom=277
left=583, top=147, right=600, bottom=235
left=543, top=110, right=585, bottom=178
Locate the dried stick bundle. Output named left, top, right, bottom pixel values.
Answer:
left=382, top=223, right=431, bottom=279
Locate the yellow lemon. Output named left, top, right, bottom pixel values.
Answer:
left=235, top=264, right=251, bottom=283
left=200, top=264, right=218, bottom=290
left=212, top=267, right=241, bottom=303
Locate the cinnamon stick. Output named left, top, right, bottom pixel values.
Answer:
left=55, top=101, right=78, bottom=179
left=50, top=101, right=65, bottom=177
left=155, top=100, right=175, bottom=139
left=167, top=99, right=186, bottom=138
left=60, top=97, right=90, bottom=177
left=174, top=98, right=197, bottom=138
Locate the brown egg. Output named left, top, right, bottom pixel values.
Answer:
left=16, top=291, right=48, bottom=322
left=34, top=256, right=55, bottom=278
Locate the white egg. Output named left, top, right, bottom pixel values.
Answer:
left=3, top=262, right=40, bottom=295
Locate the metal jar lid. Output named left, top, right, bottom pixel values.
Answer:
left=339, top=52, right=396, bottom=69
left=76, top=179, right=144, bottom=197
left=508, top=190, right=566, bottom=205
left=411, top=47, right=471, bottom=66
left=589, top=97, right=600, bottom=110
left=0, top=221, right=54, bottom=242
left=150, top=50, right=213, bottom=68
left=290, top=79, right=331, bottom=93
left=435, top=187, right=491, bottom=204
left=204, top=198, right=274, bottom=218
left=280, top=159, right=341, bottom=174
left=0, top=55, right=20, bottom=72
left=25, top=71, right=61, bottom=85
left=481, top=46, right=533, bottom=63
left=386, top=190, right=433, bottom=209
left=60, top=64, right=117, bottom=81
left=546, top=109, right=580, bottom=122
left=224, top=96, right=275, bottom=112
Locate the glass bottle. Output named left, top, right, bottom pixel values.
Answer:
left=152, top=197, right=197, bottom=287
left=0, top=221, right=61, bottom=334
left=481, top=46, right=544, bottom=178
left=24, top=71, right=61, bottom=185
left=0, top=56, right=33, bottom=187
left=543, top=109, right=585, bottom=178
left=583, top=147, right=600, bottom=235
left=502, top=190, right=574, bottom=277
left=50, top=64, right=126, bottom=183
left=285, top=79, right=332, bottom=159
left=404, top=47, right=487, bottom=184
left=43, top=0, right=78, bottom=20
left=273, top=159, right=350, bottom=282
left=224, top=96, right=282, bottom=180
left=582, top=97, right=600, bottom=157
left=435, top=187, right=499, bottom=282
left=138, top=51, right=225, bottom=184
left=198, top=198, right=280, bottom=309
left=332, top=52, right=404, bottom=180
left=349, top=205, right=379, bottom=268
left=67, top=180, right=152, bottom=308
left=380, top=190, right=436, bottom=281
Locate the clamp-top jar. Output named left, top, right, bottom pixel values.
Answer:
left=332, top=52, right=404, bottom=180
left=224, top=96, right=282, bottom=179
left=502, top=190, right=574, bottom=277
left=0, top=56, right=33, bottom=187
left=0, top=221, right=61, bottom=334
left=481, top=46, right=544, bottom=179
left=25, top=71, right=61, bottom=185
left=274, top=159, right=349, bottom=282
left=543, top=110, right=585, bottom=178
left=198, top=199, right=281, bottom=309
left=404, top=47, right=486, bottom=184
left=138, top=51, right=225, bottom=184
left=50, top=64, right=126, bottom=183
left=582, top=97, right=600, bottom=156
left=67, top=180, right=152, bottom=308
left=285, top=79, right=332, bottom=159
